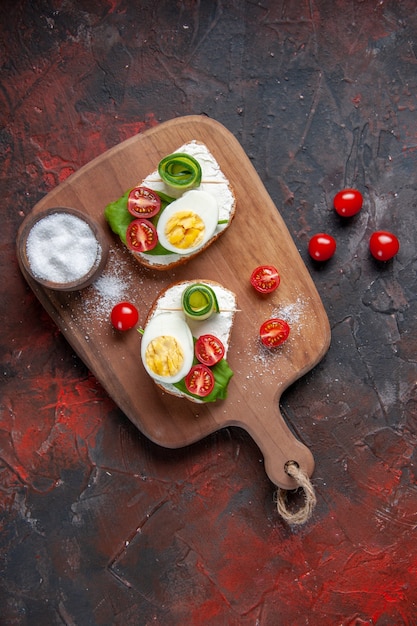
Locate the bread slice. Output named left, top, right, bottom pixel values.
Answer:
left=141, top=279, right=237, bottom=403
left=131, top=141, right=236, bottom=270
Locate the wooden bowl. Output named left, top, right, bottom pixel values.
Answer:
left=17, top=207, right=109, bottom=291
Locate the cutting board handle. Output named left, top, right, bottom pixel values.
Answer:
left=241, top=405, right=317, bottom=523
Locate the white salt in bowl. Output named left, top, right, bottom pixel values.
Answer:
left=17, top=207, right=109, bottom=291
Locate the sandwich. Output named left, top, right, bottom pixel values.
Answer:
left=139, top=279, right=237, bottom=403
left=104, top=140, right=236, bottom=270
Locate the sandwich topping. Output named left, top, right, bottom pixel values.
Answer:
left=157, top=152, right=202, bottom=190
left=156, top=189, right=218, bottom=254
left=140, top=312, right=194, bottom=385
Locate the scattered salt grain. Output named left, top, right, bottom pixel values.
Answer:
left=80, top=249, right=138, bottom=324
left=271, top=297, right=305, bottom=329
left=95, top=274, right=128, bottom=303
left=26, top=212, right=100, bottom=283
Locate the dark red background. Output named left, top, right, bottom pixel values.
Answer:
left=2, top=1, right=417, bottom=624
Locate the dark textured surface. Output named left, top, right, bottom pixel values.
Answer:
left=2, top=1, right=417, bottom=624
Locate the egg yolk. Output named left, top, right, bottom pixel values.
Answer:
left=164, top=210, right=205, bottom=249
left=145, top=335, right=184, bottom=378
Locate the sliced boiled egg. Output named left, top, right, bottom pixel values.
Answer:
left=156, top=189, right=219, bottom=254
left=141, top=312, right=194, bottom=384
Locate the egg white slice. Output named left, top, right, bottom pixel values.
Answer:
left=140, top=312, right=194, bottom=384
left=156, top=189, right=219, bottom=255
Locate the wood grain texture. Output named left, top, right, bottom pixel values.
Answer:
left=16, top=115, right=330, bottom=489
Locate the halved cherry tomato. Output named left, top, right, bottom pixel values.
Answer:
left=308, top=233, right=336, bottom=261
left=334, top=188, right=363, bottom=217
left=185, top=364, right=215, bottom=397
left=110, top=302, right=139, bottom=331
left=128, top=186, right=161, bottom=219
left=195, top=334, right=225, bottom=366
left=369, top=231, right=399, bottom=261
left=126, top=219, right=158, bottom=252
left=260, top=318, right=290, bottom=348
left=250, top=265, right=280, bottom=294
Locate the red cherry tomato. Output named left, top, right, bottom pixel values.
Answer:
left=128, top=186, right=161, bottom=219
left=195, top=334, right=225, bottom=366
left=110, top=302, right=139, bottom=331
left=126, top=219, right=158, bottom=252
left=369, top=231, right=399, bottom=261
left=334, top=188, right=363, bottom=217
left=185, top=364, right=215, bottom=397
left=308, top=233, right=336, bottom=261
left=259, top=318, right=290, bottom=348
left=250, top=265, right=280, bottom=294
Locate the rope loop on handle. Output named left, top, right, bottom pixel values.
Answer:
left=275, top=460, right=316, bottom=525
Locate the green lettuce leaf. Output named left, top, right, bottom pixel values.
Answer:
left=104, top=190, right=132, bottom=245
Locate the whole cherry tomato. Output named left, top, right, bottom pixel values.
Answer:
left=334, top=188, right=363, bottom=217
left=111, top=302, right=139, bottom=331
left=250, top=265, right=280, bottom=294
left=369, top=231, right=399, bottom=261
left=259, top=318, right=290, bottom=348
left=308, top=233, right=336, bottom=261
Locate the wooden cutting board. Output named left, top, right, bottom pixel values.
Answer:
left=16, top=115, right=330, bottom=490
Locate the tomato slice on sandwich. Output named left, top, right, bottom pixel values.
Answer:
left=185, top=364, right=215, bottom=397
left=126, top=219, right=158, bottom=252
left=128, top=186, right=161, bottom=219
left=195, top=334, right=225, bottom=367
